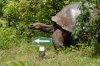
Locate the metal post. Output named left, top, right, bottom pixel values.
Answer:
left=39, top=45, right=45, bottom=58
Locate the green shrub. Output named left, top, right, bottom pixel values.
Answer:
left=72, top=1, right=99, bottom=43
left=72, top=1, right=100, bottom=54
left=0, top=0, right=99, bottom=50
left=0, top=27, right=19, bottom=50
left=0, top=0, right=4, bottom=17
left=3, top=0, right=18, bottom=19
left=0, top=18, right=8, bottom=27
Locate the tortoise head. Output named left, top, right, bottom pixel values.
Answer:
left=29, top=23, right=41, bottom=30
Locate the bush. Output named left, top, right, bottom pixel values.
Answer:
left=72, top=1, right=99, bottom=43
left=0, top=0, right=99, bottom=50
left=0, top=27, right=20, bottom=50
left=0, top=18, right=8, bottom=27
left=72, top=1, right=100, bottom=54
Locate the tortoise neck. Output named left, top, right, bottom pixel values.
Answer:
left=39, top=23, right=54, bottom=33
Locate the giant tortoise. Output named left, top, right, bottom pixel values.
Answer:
left=29, top=2, right=99, bottom=50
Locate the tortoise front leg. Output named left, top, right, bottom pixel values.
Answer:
left=52, top=29, right=64, bottom=50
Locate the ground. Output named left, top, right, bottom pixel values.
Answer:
left=0, top=43, right=100, bottom=66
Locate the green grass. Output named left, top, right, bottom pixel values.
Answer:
left=0, top=43, right=100, bottom=66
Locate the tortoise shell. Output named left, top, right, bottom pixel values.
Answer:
left=51, top=2, right=81, bottom=32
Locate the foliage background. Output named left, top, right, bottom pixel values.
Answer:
left=0, top=0, right=99, bottom=54
left=0, top=0, right=100, bottom=66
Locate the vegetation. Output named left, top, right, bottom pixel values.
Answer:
left=0, top=44, right=100, bottom=66
left=0, top=0, right=100, bottom=66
